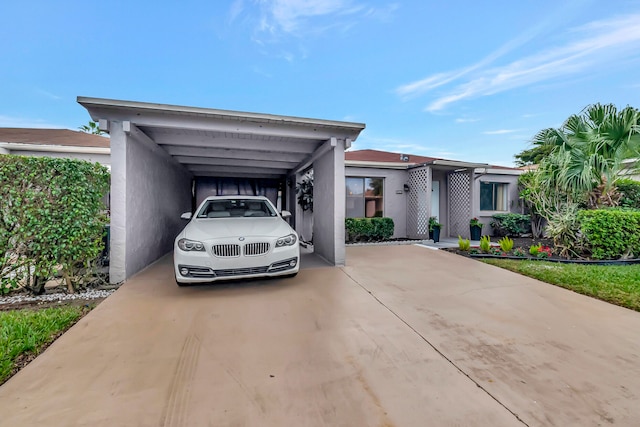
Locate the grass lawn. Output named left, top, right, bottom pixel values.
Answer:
left=0, top=306, right=86, bottom=384
left=482, top=260, right=640, bottom=312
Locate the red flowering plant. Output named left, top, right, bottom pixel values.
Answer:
left=537, top=246, right=553, bottom=259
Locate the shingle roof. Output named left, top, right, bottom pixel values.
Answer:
left=345, top=149, right=437, bottom=164
left=345, top=149, right=520, bottom=170
left=0, top=128, right=110, bottom=148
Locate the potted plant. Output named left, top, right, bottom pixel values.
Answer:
left=429, top=216, right=442, bottom=243
left=469, top=217, right=483, bottom=240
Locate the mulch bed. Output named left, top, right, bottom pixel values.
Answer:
left=444, top=236, right=640, bottom=264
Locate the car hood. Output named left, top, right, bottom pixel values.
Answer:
left=184, top=217, right=294, bottom=240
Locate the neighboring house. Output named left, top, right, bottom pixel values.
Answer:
left=0, top=128, right=110, bottom=168
left=345, top=149, right=523, bottom=239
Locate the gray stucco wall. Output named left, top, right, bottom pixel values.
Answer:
left=471, top=173, right=521, bottom=236
left=345, top=166, right=408, bottom=238
left=313, top=142, right=346, bottom=266
left=109, top=121, right=192, bottom=283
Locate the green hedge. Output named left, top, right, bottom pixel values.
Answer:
left=345, top=217, right=394, bottom=242
left=0, top=155, right=110, bottom=294
left=490, top=213, right=531, bottom=237
left=618, top=179, right=640, bottom=209
left=577, top=209, right=640, bottom=259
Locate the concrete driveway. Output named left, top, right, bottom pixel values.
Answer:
left=1, top=246, right=640, bottom=426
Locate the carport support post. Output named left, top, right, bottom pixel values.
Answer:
left=108, top=121, right=127, bottom=284
left=312, top=138, right=346, bottom=266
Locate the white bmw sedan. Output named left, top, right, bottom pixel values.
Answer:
left=174, top=195, right=299, bottom=286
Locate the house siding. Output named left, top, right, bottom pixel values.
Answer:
left=345, top=166, right=408, bottom=238
left=472, top=173, right=522, bottom=236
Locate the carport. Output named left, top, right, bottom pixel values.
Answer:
left=78, top=97, right=365, bottom=284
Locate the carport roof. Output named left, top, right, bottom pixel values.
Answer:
left=78, top=97, right=365, bottom=179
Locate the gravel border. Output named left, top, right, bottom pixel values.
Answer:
left=0, top=289, right=116, bottom=305
left=346, top=240, right=430, bottom=247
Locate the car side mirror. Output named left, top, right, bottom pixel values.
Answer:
left=281, top=210, right=292, bottom=219
left=180, top=212, right=192, bottom=220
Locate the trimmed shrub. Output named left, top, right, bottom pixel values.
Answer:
left=577, top=209, right=640, bottom=259
left=0, top=155, right=110, bottom=294
left=345, top=217, right=394, bottom=242
left=617, top=179, right=640, bottom=209
left=490, top=213, right=531, bottom=237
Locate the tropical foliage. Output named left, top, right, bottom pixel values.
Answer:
left=78, top=121, right=106, bottom=135
left=518, top=103, right=640, bottom=256
left=296, top=172, right=313, bottom=212
left=0, top=156, right=110, bottom=294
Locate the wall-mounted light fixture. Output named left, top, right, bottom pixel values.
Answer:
left=403, top=184, right=410, bottom=192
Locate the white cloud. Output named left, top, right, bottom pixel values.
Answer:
left=33, top=88, right=62, bottom=100
left=397, top=13, right=640, bottom=111
left=483, top=129, right=518, bottom=135
left=255, top=0, right=360, bottom=35
left=455, top=117, right=479, bottom=123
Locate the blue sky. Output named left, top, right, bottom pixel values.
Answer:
left=1, top=0, right=640, bottom=166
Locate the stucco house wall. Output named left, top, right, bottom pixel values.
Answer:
left=472, top=171, right=522, bottom=236
left=345, top=166, right=408, bottom=238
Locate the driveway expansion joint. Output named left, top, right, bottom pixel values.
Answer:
left=340, top=268, right=531, bottom=427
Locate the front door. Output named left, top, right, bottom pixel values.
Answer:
left=431, top=181, right=440, bottom=222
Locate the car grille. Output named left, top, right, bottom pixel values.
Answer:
left=214, top=266, right=270, bottom=277
left=212, top=244, right=240, bottom=257
left=244, top=242, right=270, bottom=256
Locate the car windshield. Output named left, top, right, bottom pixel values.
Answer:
left=197, top=199, right=278, bottom=219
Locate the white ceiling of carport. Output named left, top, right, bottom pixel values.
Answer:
left=78, top=97, right=365, bottom=179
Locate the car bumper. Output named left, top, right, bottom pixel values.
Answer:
left=173, top=243, right=300, bottom=284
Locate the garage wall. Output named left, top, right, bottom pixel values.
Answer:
left=110, top=122, right=192, bottom=283
left=346, top=166, right=408, bottom=238
left=313, top=142, right=346, bottom=266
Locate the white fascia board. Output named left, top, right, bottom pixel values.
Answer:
left=474, top=167, right=523, bottom=175
left=78, top=97, right=366, bottom=133
left=0, top=142, right=110, bottom=155
left=428, top=159, right=490, bottom=168
left=345, top=160, right=411, bottom=169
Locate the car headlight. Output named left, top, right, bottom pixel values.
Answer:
left=275, top=233, right=297, bottom=248
left=177, top=238, right=205, bottom=251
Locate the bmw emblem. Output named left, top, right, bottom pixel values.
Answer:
left=239, top=237, right=245, bottom=241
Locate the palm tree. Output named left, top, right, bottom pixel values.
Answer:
left=79, top=121, right=106, bottom=135
left=535, top=103, right=640, bottom=208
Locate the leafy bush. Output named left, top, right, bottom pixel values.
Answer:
left=545, top=203, right=581, bottom=258
left=296, top=173, right=313, bottom=212
left=617, top=179, right=640, bottom=209
left=578, top=209, right=640, bottom=259
left=479, top=236, right=491, bottom=253
left=428, top=216, right=441, bottom=230
left=498, top=236, right=514, bottom=252
left=0, top=155, right=110, bottom=294
left=513, top=247, right=526, bottom=257
left=345, top=217, right=394, bottom=242
left=458, top=236, right=471, bottom=251
left=490, top=213, right=531, bottom=237
left=529, top=244, right=542, bottom=256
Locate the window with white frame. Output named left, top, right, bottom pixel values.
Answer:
left=480, top=182, right=508, bottom=211
left=346, top=177, right=384, bottom=218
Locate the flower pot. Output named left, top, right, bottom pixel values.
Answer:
left=470, top=225, right=482, bottom=240
left=431, top=226, right=441, bottom=243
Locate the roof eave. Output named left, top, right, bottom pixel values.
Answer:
left=77, top=96, right=366, bottom=132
